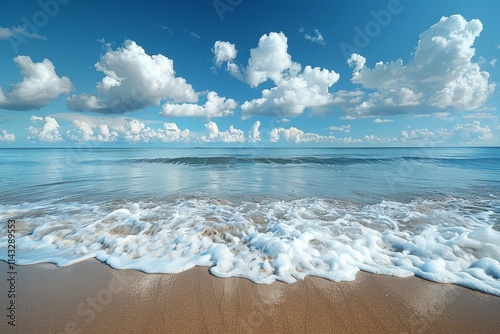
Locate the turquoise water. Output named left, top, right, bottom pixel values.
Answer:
left=1, top=147, right=499, bottom=204
left=1, top=147, right=500, bottom=294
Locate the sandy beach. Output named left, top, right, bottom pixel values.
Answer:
left=0, top=259, right=499, bottom=334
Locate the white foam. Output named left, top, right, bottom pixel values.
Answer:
left=1, top=197, right=499, bottom=295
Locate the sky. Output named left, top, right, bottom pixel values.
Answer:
left=0, top=0, right=499, bottom=147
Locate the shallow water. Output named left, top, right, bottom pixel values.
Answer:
left=1, top=147, right=499, bottom=295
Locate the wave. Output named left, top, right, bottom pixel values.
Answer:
left=113, top=156, right=500, bottom=167
left=128, top=156, right=387, bottom=166
left=1, top=196, right=499, bottom=295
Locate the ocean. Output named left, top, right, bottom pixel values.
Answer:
left=1, top=147, right=499, bottom=295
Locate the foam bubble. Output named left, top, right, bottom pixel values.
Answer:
left=1, top=196, right=499, bottom=295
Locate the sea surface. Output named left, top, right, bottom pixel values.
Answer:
left=1, top=147, right=499, bottom=295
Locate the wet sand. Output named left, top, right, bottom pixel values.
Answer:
left=1, top=259, right=499, bottom=333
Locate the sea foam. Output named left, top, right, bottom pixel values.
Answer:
left=1, top=196, right=499, bottom=295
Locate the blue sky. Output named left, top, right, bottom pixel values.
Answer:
left=0, top=0, right=499, bottom=146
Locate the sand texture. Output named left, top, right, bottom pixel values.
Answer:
left=1, top=260, right=499, bottom=333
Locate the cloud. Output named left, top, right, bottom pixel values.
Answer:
left=341, top=15, right=495, bottom=118
left=270, top=126, right=395, bottom=144
left=462, top=112, right=497, bottom=119
left=433, top=112, right=450, bottom=120
left=478, top=57, right=498, bottom=69
left=54, top=113, right=138, bottom=133
left=121, top=120, right=190, bottom=143
left=0, top=129, right=15, bottom=142
left=241, top=65, right=340, bottom=118
left=213, top=41, right=237, bottom=65
left=270, top=121, right=494, bottom=146
left=248, top=121, right=261, bottom=143
left=373, top=118, right=393, bottom=123
left=359, top=135, right=397, bottom=143
left=97, top=124, right=118, bottom=142
left=347, top=53, right=367, bottom=78
left=267, top=126, right=391, bottom=145
left=212, top=41, right=243, bottom=80
left=213, top=32, right=296, bottom=87
left=245, top=32, right=295, bottom=87
left=400, top=128, right=440, bottom=143
left=123, top=120, right=152, bottom=142
left=300, top=27, right=326, bottom=45
left=455, top=121, right=493, bottom=141
left=183, top=29, right=200, bottom=39
left=272, top=119, right=496, bottom=145
left=30, top=113, right=188, bottom=143
left=0, top=56, right=72, bottom=111
left=161, top=91, right=237, bottom=118
left=161, top=26, right=174, bottom=34
left=200, top=121, right=245, bottom=143
left=66, top=120, right=119, bottom=142
left=67, top=40, right=198, bottom=113
left=401, top=121, right=493, bottom=144
left=22, top=115, right=270, bottom=144
left=158, top=123, right=191, bottom=142
left=270, top=126, right=335, bottom=143
left=29, top=114, right=494, bottom=145
left=0, top=26, right=45, bottom=41
left=328, top=124, right=351, bottom=132
left=214, top=32, right=340, bottom=118
left=276, top=118, right=291, bottom=123
left=27, top=115, right=62, bottom=142
left=76, top=119, right=192, bottom=143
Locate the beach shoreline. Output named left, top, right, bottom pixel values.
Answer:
left=1, top=259, right=499, bottom=334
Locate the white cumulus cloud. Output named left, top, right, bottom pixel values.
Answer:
left=27, top=115, right=62, bottom=142
left=212, top=32, right=302, bottom=87
left=0, top=129, right=15, bottom=142
left=212, top=41, right=243, bottom=80
left=161, top=91, right=237, bottom=118
left=201, top=121, right=246, bottom=143
left=157, top=122, right=191, bottom=142
left=67, top=40, right=198, bottom=113
left=400, top=121, right=493, bottom=144
left=121, top=119, right=191, bottom=143
left=245, top=32, right=294, bottom=87
left=213, top=41, right=237, bottom=65
left=0, top=56, right=72, bottom=111
left=241, top=65, right=340, bottom=118
left=53, top=113, right=193, bottom=143
left=248, top=121, right=261, bottom=143
left=455, top=121, right=493, bottom=142
left=342, top=15, right=495, bottom=118
left=214, top=32, right=339, bottom=118
left=66, top=120, right=119, bottom=142
left=270, top=126, right=335, bottom=143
